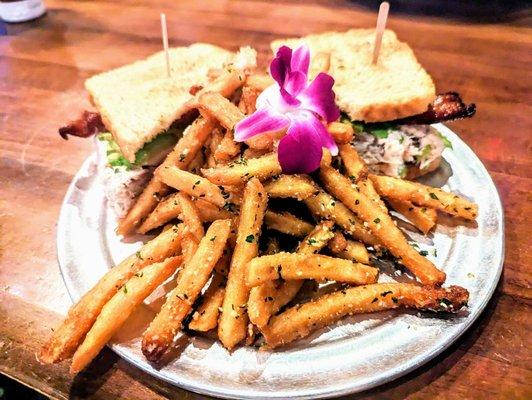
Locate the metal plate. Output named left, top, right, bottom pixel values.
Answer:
left=56, top=124, right=504, bottom=399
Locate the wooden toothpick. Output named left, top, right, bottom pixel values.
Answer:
left=160, top=13, right=171, bottom=78
left=372, top=2, right=390, bottom=65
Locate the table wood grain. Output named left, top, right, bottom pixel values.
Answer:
left=1, top=1, right=531, bottom=398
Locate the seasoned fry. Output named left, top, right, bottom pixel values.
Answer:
left=370, top=174, right=478, bottom=220
left=206, top=128, right=224, bottom=168
left=243, top=147, right=270, bottom=159
left=328, top=232, right=348, bottom=253
left=215, top=130, right=242, bottom=162
left=338, top=143, right=368, bottom=181
left=195, top=69, right=246, bottom=99
left=202, top=153, right=282, bottom=185
left=264, top=210, right=314, bottom=237
left=264, top=175, right=318, bottom=201
left=329, top=235, right=370, bottom=264
left=386, top=198, right=437, bottom=235
left=187, top=151, right=205, bottom=174
left=70, top=256, right=182, bottom=373
left=176, top=193, right=204, bottom=242
left=138, top=194, right=233, bottom=234
left=304, top=190, right=379, bottom=246
left=239, top=85, right=260, bottom=114
left=156, top=166, right=231, bottom=208
left=218, top=178, right=268, bottom=350
left=320, top=165, right=446, bottom=285
left=188, top=272, right=226, bottom=332
left=40, top=225, right=183, bottom=363
left=116, top=179, right=170, bottom=237
left=247, top=252, right=378, bottom=287
left=198, top=92, right=245, bottom=131
left=296, top=220, right=336, bottom=254
left=327, top=122, right=354, bottom=144
left=339, top=144, right=386, bottom=210
left=142, top=219, right=232, bottom=361
left=246, top=73, right=274, bottom=91
left=261, top=283, right=469, bottom=348
left=117, top=117, right=215, bottom=236
left=247, top=221, right=335, bottom=328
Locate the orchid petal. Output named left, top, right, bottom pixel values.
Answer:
left=278, top=112, right=334, bottom=174
left=291, top=44, right=310, bottom=76
left=234, top=108, right=289, bottom=142
left=299, top=72, right=340, bottom=123
left=270, top=46, right=292, bottom=88
left=284, top=70, right=307, bottom=97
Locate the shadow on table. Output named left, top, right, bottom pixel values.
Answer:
left=351, top=0, right=530, bottom=23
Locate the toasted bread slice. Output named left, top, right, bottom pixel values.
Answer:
left=85, top=43, right=233, bottom=162
left=271, top=29, right=436, bottom=123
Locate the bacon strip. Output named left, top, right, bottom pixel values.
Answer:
left=58, top=111, right=105, bottom=140
left=393, top=92, right=476, bottom=125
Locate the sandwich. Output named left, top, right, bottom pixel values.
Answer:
left=271, top=29, right=475, bottom=179
left=60, top=43, right=255, bottom=217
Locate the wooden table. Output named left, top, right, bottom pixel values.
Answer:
left=1, top=1, right=531, bottom=398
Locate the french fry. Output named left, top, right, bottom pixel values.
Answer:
left=243, top=147, right=270, bottom=159
left=319, top=165, right=446, bottom=285
left=142, top=219, right=232, bottom=361
left=188, top=272, right=226, bottom=332
left=309, top=51, right=330, bottom=78
left=214, top=130, right=241, bottom=162
left=339, top=144, right=387, bottom=210
left=386, top=198, right=437, bottom=235
left=187, top=151, right=205, bottom=174
left=296, top=220, right=336, bottom=254
left=70, top=256, right=182, bottom=373
left=327, top=122, right=354, bottom=144
left=198, top=92, right=245, bottom=131
left=176, top=193, right=204, bottom=243
left=239, top=85, right=260, bottom=114
left=195, top=69, right=246, bottom=99
left=264, top=210, right=314, bottom=237
left=261, top=283, right=469, bottom=348
left=264, top=175, right=318, bottom=201
left=117, top=117, right=216, bottom=236
left=246, top=73, right=274, bottom=91
left=329, top=234, right=370, bottom=264
left=304, top=190, right=379, bottom=246
left=137, top=194, right=233, bottom=234
left=202, top=153, right=282, bottom=185
left=370, top=174, right=478, bottom=221
left=247, top=221, right=335, bottom=328
left=156, top=166, right=231, bottom=209
left=218, top=178, right=268, bottom=350
left=328, top=232, right=348, bottom=253
left=206, top=128, right=224, bottom=168
left=188, top=248, right=231, bottom=332
left=245, top=131, right=282, bottom=150
left=246, top=252, right=378, bottom=288
left=116, top=179, right=170, bottom=237
left=40, top=225, right=184, bottom=363
left=181, top=232, right=200, bottom=264
left=338, top=143, right=368, bottom=181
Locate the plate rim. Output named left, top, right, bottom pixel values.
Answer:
left=56, top=123, right=505, bottom=399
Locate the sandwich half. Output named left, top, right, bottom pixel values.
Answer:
left=60, top=43, right=239, bottom=216
left=271, top=29, right=475, bottom=178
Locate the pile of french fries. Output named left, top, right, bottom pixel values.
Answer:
left=41, top=62, right=475, bottom=373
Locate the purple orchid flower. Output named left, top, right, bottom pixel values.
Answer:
left=234, top=45, right=340, bottom=174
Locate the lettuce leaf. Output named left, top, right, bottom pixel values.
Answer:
left=98, top=128, right=180, bottom=170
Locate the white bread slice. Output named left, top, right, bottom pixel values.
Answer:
left=85, top=43, right=233, bottom=162
left=271, top=29, right=436, bottom=123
